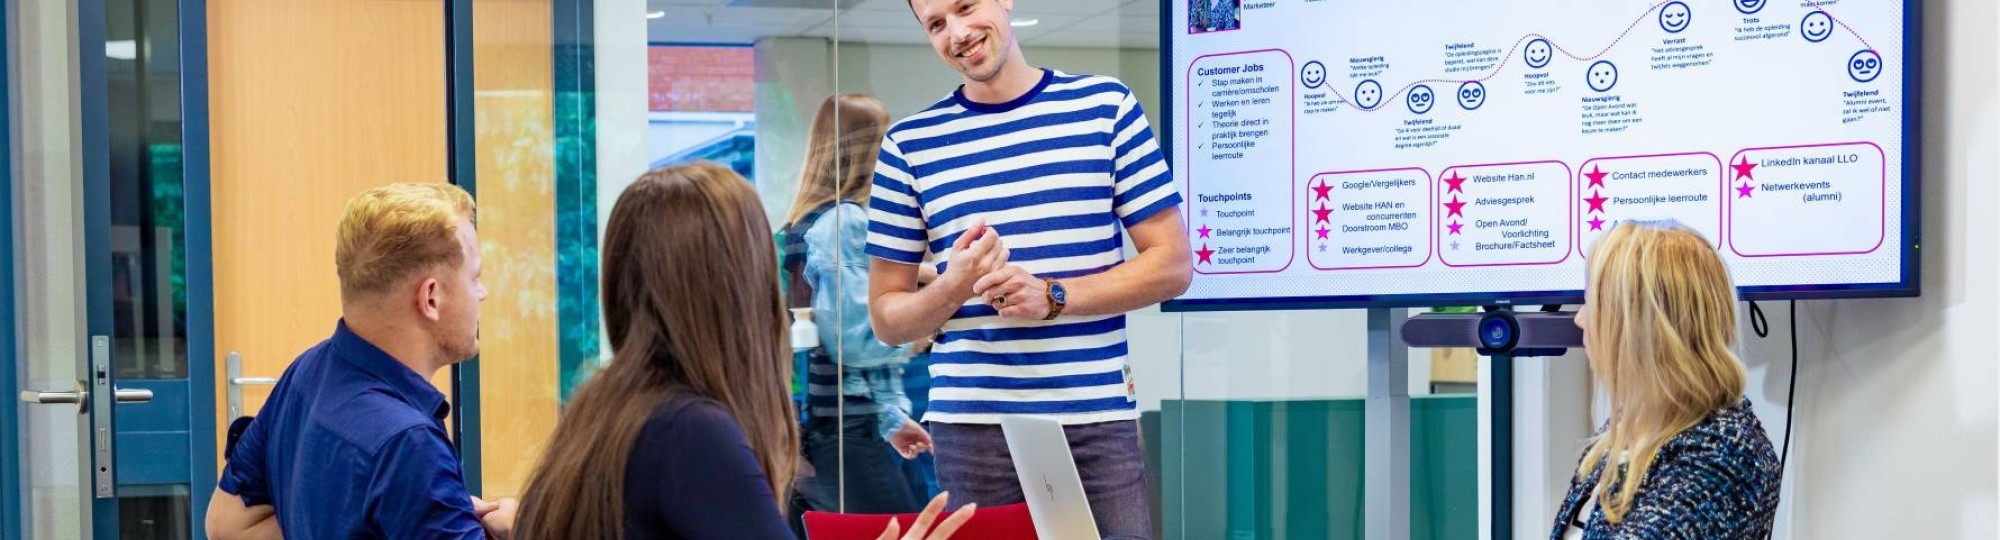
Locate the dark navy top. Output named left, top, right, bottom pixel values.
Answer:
left=622, top=394, right=794, bottom=539
left=220, top=321, right=483, bottom=539
left=1549, top=399, right=1782, bottom=539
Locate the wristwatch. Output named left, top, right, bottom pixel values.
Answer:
left=1043, top=279, right=1067, bottom=321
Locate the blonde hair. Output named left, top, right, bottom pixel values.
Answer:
left=334, top=183, right=477, bottom=300
left=783, top=93, right=890, bottom=227
left=1577, top=221, right=1746, bottom=524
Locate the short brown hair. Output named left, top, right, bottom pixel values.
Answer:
left=334, top=183, right=476, bottom=299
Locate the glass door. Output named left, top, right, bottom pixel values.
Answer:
left=7, top=0, right=122, bottom=536
left=7, top=0, right=206, bottom=536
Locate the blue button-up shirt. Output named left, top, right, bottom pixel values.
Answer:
left=219, top=321, right=483, bottom=539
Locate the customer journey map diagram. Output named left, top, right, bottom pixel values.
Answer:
left=1170, top=0, right=1910, bottom=304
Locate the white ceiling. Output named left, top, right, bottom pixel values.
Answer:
left=647, top=0, right=1161, bottom=49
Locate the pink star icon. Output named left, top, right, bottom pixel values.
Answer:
left=1589, top=216, right=1606, bottom=231
left=1732, top=156, right=1757, bottom=181
left=1444, top=196, right=1466, bottom=218
left=1313, top=203, right=1334, bottom=224
left=1312, top=179, right=1334, bottom=201
left=1585, top=165, right=1609, bottom=189
left=1316, top=226, right=1331, bottom=239
left=1196, top=244, right=1215, bottom=264
left=1198, top=225, right=1211, bottom=238
left=1585, top=191, right=1608, bottom=213
left=1444, top=171, right=1468, bottom=194
left=1448, top=221, right=1463, bottom=235
left=1737, top=183, right=1756, bottom=198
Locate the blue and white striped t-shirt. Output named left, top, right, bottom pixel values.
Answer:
left=867, top=69, right=1180, bottom=425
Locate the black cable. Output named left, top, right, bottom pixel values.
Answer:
left=1748, top=300, right=1799, bottom=474
left=1749, top=300, right=1770, bottom=338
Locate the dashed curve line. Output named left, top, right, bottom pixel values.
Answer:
left=1804, top=0, right=1878, bottom=52
left=1278, top=0, right=1884, bottom=113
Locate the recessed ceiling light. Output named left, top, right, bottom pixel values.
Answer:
left=1011, top=18, right=1039, bottom=26
left=646, top=10, right=666, bottom=19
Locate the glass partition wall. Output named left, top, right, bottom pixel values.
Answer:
left=601, top=1, right=1482, bottom=537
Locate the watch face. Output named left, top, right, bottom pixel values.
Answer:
left=1049, top=282, right=1067, bottom=303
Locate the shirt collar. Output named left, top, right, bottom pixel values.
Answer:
left=329, top=320, right=451, bottom=421
left=953, top=68, right=1054, bottom=114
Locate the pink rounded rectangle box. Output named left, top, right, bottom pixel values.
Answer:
left=1305, top=167, right=1435, bottom=271
left=1185, top=48, right=1296, bottom=275
left=1437, top=160, right=1575, bottom=268
left=1725, top=141, right=1887, bottom=258
left=1573, top=151, right=1725, bottom=258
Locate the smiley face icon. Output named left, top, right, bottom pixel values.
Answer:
left=1848, top=49, right=1883, bottom=83
left=1301, top=61, right=1327, bottom=89
left=1801, top=11, right=1834, bottom=43
left=1659, top=1, right=1692, bottom=34
left=1735, top=0, right=1765, bottom=15
left=1354, top=79, right=1384, bottom=110
left=1407, top=84, right=1436, bottom=115
left=1456, top=81, right=1486, bottom=110
left=1586, top=60, right=1618, bottom=93
left=1524, top=38, right=1553, bottom=69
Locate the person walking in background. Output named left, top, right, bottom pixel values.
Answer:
left=778, top=93, right=936, bottom=520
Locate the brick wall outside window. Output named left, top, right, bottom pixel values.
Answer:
left=649, top=46, right=755, bottom=112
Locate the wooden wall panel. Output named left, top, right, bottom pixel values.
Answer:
left=208, top=0, right=448, bottom=467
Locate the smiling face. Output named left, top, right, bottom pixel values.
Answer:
left=1802, top=11, right=1834, bottom=42
left=1660, top=2, right=1691, bottom=33
left=1355, top=80, right=1383, bottom=109
left=1525, top=39, right=1552, bottom=68
left=1301, top=62, right=1325, bottom=88
left=1849, top=50, right=1882, bottom=82
left=1736, top=0, right=1764, bottom=14
left=1457, top=81, right=1486, bottom=110
left=1407, top=85, right=1434, bottom=114
left=1587, top=61, right=1619, bottom=92
left=912, top=0, right=1015, bottom=83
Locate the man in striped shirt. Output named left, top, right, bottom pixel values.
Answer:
left=867, top=0, right=1192, bottom=535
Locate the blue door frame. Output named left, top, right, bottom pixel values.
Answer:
left=1, top=0, right=17, bottom=533
left=444, top=0, right=484, bottom=493
left=1, top=0, right=215, bottom=535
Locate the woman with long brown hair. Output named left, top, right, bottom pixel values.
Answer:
left=515, top=163, right=972, bottom=539
left=1550, top=220, right=1781, bottom=539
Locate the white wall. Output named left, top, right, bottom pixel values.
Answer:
left=596, top=0, right=651, bottom=362
left=1736, top=0, right=1999, bottom=536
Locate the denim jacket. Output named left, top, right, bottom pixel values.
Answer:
left=795, top=202, right=913, bottom=441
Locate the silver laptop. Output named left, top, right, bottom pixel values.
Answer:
left=999, top=415, right=1101, bottom=540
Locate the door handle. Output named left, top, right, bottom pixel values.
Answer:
left=225, top=352, right=279, bottom=420
left=24, top=387, right=152, bottom=408
left=18, top=385, right=88, bottom=409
